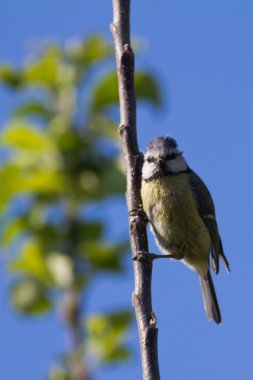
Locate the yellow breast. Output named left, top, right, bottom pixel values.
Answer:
left=141, top=174, right=211, bottom=271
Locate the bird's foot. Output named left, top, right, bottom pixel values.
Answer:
left=132, top=251, right=177, bottom=262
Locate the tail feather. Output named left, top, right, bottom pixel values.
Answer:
left=199, top=270, right=221, bottom=324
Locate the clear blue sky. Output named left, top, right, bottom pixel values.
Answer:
left=1, top=0, right=253, bottom=379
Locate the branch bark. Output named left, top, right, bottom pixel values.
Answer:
left=111, top=1, right=160, bottom=379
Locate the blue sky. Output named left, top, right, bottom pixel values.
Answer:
left=1, top=0, right=253, bottom=379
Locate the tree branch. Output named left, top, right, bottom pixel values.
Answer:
left=111, top=1, right=160, bottom=379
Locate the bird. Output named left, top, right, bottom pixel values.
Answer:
left=141, top=136, right=230, bottom=324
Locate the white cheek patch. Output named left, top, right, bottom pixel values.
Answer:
left=142, top=148, right=188, bottom=180
left=167, top=156, right=187, bottom=173
left=142, top=161, right=156, bottom=180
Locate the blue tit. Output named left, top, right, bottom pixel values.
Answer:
left=141, top=136, right=230, bottom=324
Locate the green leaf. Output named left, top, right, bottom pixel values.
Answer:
left=2, top=217, right=27, bottom=247
left=105, top=347, right=130, bottom=362
left=13, top=101, right=55, bottom=120
left=90, top=72, right=118, bottom=110
left=9, top=239, right=53, bottom=285
left=66, top=35, right=113, bottom=68
left=2, top=122, right=53, bottom=150
left=81, top=241, right=128, bottom=272
left=23, top=46, right=62, bottom=90
left=55, top=129, right=80, bottom=151
left=0, top=65, right=22, bottom=88
left=85, top=310, right=132, bottom=364
left=11, top=278, right=51, bottom=315
left=99, top=160, right=126, bottom=195
left=135, top=72, right=162, bottom=106
left=28, top=224, right=65, bottom=245
left=0, top=163, right=63, bottom=211
left=89, top=114, right=118, bottom=141
left=74, top=160, right=125, bottom=202
left=79, top=221, right=104, bottom=241
left=91, top=71, right=161, bottom=110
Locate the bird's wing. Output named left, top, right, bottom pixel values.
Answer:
left=188, top=169, right=230, bottom=274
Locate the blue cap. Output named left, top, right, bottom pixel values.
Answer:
left=147, top=136, right=178, bottom=151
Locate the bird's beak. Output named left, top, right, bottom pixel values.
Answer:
left=157, top=158, right=165, bottom=166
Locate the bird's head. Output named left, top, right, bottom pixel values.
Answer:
left=142, top=136, right=188, bottom=181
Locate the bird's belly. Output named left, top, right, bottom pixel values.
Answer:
left=141, top=176, right=211, bottom=271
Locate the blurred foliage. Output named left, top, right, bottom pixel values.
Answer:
left=85, top=310, right=132, bottom=363
left=0, top=34, right=161, bottom=379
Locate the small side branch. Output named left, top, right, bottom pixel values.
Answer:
left=111, top=1, right=160, bottom=379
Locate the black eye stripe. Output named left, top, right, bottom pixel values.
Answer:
left=164, top=152, right=181, bottom=160
left=146, top=152, right=182, bottom=163
left=146, top=156, right=155, bottom=163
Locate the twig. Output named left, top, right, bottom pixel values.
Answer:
left=111, top=1, right=160, bottom=379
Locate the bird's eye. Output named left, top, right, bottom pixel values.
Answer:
left=146, top=156, right=154, bottom=163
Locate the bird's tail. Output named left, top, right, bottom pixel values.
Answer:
left=198, top=270, right=221, bottom=324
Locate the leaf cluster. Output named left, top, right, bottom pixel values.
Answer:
left=0, top=35, right=161, bottom=378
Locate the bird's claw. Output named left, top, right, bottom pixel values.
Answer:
left=132, top=251, right=177, bottom=262
left=132, top=251, right=152, bottom=262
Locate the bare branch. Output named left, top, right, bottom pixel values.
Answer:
left=111, top=1, right=160, bottom=379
